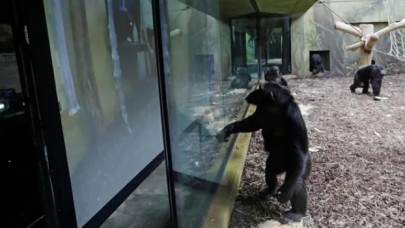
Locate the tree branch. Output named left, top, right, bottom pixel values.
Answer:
left=375, top=18, right=405, bottom=37
left=346, top=41, right=363, bottom=51
left=335, top=22, right=362, bottom=37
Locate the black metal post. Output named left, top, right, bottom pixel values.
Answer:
left=152, top=0, right=178, bottom=227
left=256, top=16, right=262, bottom=80
left=282, top=16, right=291, bottom=74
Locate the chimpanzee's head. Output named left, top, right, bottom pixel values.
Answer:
left=265, top=66, right=281, bottom=82
left=246, top=82, right=293, bottom=107
left=270, top=66, right=280, bottom=76
left=236, top=66, right=247, bottom=75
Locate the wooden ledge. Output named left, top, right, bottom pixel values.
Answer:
left=203, top=100, right=257, bottom=228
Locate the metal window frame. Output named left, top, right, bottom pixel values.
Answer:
left=152, top=0, right=178, bottom=227
left=12, top=0, right=77, bottom=227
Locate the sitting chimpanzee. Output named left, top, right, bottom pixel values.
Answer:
left=350, top=64, right=386, bottom=96
left=231, top=67, right=252, bottom=89
left=310, top=54, right=325, bottom=75
left=264, top=66, right=288, bottom=87
left=216, top=82, right=311, bottom=223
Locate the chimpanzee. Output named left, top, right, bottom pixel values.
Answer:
left=231, top=67, right=252, bottom=89
left=350, top=64, right=386, bottom=96
left=310, top=54, right=325, bottom=75
left=112, top=0, right=140, bottom=43
left=264, top=66, right=288, bottom=87
left=216, top=82, right=311, bottom=223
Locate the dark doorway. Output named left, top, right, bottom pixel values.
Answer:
left=309, top=50, right=330, bottom=71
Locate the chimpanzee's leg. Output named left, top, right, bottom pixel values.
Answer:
left=372, top=80, right=382, bottom=96
left=280, top=181, right=307, bottom=223
left=350, top=74, right=361, bottom=93
left=318, top=64, right=324, bottom=73
left=260, top=156, right=278, bottom=199
left=362, top=81, right=370, bottom=94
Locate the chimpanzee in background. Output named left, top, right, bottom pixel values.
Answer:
left=216, top=82, right=311, bottom=223
left=350, top=64, right=386, bottom=96
left=231, top=67, right=252, bottom=89
left=310, top=54, right=325, bottom=75
left=113, top=0, right=140, bottom=44
left=264, top=66, right=288, bottom=87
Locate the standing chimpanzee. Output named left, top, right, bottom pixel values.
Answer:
left=310, top=54, right=325, bottom=75
left=264, top=66, right=288, bottom=87
left=350, top=64, right=386, bottom=96
left=216, top=82, right=311, bottom=223
left=113, top=0, right=140, bottom=44
left=231, top=67, right=252, bottom=89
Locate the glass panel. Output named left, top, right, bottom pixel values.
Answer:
left=231, top=16, right=291, bottom=78
left=164, top=0, right=256, bottom=181
left=43, top=0, right=165, bottom=226
left=231, top=18, right=260, bottom=77
left=161, top=0, right=258, bottom=227
left=101, top=163, right=170, bottom=228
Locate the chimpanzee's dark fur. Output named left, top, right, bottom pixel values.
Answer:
left=310, top=54, right=324, bottom=75
left=231, top=67, right=252, bottom=89
left=216, top=83, right=311, bottom=223
left=113, top=0, right=139, bottom=43
left=350, top=64, right=386, bottom=96
left=264, top=66, right=288, bottom=87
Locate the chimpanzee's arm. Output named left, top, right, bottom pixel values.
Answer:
left=229, top=114, right=262, bottom=133
left=216, top=112, right=263, bottom=141
left=281, top=77, right=289, bottom=87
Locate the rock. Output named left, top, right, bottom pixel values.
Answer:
left=257, top=220, right=303, bottom=228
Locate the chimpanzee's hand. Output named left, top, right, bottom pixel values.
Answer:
left=215, top=124, right=234, bottom=142
left=274, top=186, right=293, bottom=204
left=274, top=191, right=289, bottom=204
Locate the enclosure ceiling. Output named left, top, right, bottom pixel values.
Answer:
left=219, top=0, right=255, bottom=18
left=178, top=0, right=317, bottom=19
left=255, top=0, right=318, bottom=14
